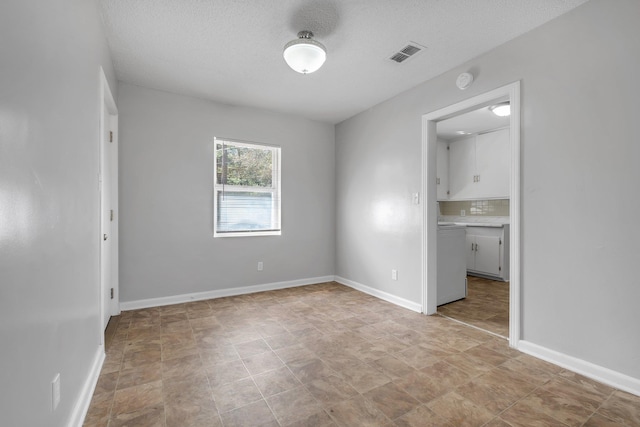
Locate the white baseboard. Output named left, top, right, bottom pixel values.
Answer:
left=120, top=276, right=336, bottom=311
left=68, top=345, right=105, bottom=427
left=334, top=276, right=422, bottom=313
left=517, top=340, right=640, bottom=397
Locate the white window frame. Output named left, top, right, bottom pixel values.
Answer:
left=213, top=137, right=281, bottom=238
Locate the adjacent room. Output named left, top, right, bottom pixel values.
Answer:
left=2, top=1, right=640, bottom=426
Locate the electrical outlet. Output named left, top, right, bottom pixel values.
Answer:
left=52, top=373, right=60, bottom=411
left=460, top=209, right=466, bottom=216
left=391, top=269, right=398, bottom=280
left=257, top=262, right=263, bottom=271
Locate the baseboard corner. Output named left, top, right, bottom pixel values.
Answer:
left=334, top=276, right=422, bottom=313
left=517, top=340, right=640, bottom=397
left=67, top=345, right=105, bottom=427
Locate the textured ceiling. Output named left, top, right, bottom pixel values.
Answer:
left=98, top=0, right=589, bottom=124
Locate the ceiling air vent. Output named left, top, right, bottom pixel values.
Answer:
left=389, top=42, right=425, bottom=63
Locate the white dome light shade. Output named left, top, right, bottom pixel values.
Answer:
left=489, top=102, right=511, bottom=117
left=283, top=31, right=326, bottom=74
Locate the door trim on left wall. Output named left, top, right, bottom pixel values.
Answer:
left=99, top=67, right=119, bottom=341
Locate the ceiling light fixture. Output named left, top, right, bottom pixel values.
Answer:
left=283, top=31, right=326, bottom=74
left=489, top=102, right=511, bottom=117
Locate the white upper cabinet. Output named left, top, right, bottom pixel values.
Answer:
left=448, top=128, right=509, bottom=200
left=436, top=140, right=449, bottom=201
left=449, top=136, right=476, bottom=200
left=475, top=128, right=510, bottom=199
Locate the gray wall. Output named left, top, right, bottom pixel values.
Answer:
left=336, top=0, right=640, bottom=380
left=118, top=84, right=335, bottom=302
left=0, top=0, right=117, bottom=425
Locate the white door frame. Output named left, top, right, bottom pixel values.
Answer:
left=99, top=67, right=119, bottom=339
left=421, top=81, right=521, bottom=347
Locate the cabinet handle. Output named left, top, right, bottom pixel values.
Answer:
left=475, top=243, right=478, bottom=251
left=471, top=243, right=474, bottom=251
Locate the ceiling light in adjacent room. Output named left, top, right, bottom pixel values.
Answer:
left=283, top=31, right=326, bottom=74
left=489, top=102, right=511, bottom=117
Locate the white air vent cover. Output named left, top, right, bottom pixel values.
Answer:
left=389, top=42, right=426, bottom=63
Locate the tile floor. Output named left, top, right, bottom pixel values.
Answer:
left=84, top=282, right=640, bottom=427
left=437, top=276, right=510, bottom=338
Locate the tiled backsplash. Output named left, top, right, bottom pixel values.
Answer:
left=440, top=199, right=509, bottom=217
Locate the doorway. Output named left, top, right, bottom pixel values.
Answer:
left=421, top=81, right=521, bottom=347
left=435, top=101, right=511, bottom=338
left=99, top=67, right=119, bottom=340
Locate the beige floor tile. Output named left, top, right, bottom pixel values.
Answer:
left=515, top=388, right=593, bottom=426
left=253, top=366, right=301, bottom=397
left=234, top=338, right=271, bottom=358
left=583, top=413, right=630, bottom=427
left=83, top=391, right=114, bottom=427
left=219, top=400, right=279, bottom=427
left=211, top=377, right=262, bottom=413
left=206, top=358, right=250, bottom=387
left=281, top=409, right=335, bottom=427
left=418, top=361, right=473, bottom=398
left=455, top=367, right=536, bottom=414
left=117, top=362, right=162, bottom=389
left=363, top=382, right=420, bottom=420
left=165, top=397, right=218, bottom=427
left=242, top=350, right=284, bottom=375
left=393, top=405, right=454, bottom=427
left=266, top=386, right=323, bottom=425
left=370, top=355, right=415, bottom=379
left=199, top=344, right=239, bottom=366
left=393, top=370, right=442, bottom=403
left=443, top=353, right=494, bottom=377
left=112, top=380, right=163, bottom=417
left=161, top=353, right=203, bottom=379
left=326, top=395, right=390, bottom=427
left=121, top=347, right=162, bottom=370
left=93, top=371, right=118, bottom=395
left=304, top=375, right=359, bottom=405
left=339, top=361, right=392, bottom=393
left=597, top=390, right=640, bottom=426
left=427, top=392, right=494, bottom=427
left=109, top=404, right=165, bottom=427
left=288, top=357, right=337, bottom=384
left=498, top=356, right=556, bottom=386
left=498, top=400, right=568, bottom=427
left=542, top=376, right=611, bottom=413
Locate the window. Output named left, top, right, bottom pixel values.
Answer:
left=213, top=138, right=281, bottom=237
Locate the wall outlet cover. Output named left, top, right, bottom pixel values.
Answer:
left=461, top=209, right=466, bottom=216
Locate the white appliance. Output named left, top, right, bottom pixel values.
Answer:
left=437, top=224, right=467, bottom=305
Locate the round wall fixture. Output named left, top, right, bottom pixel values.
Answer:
left=456, top=72, right=474, bottom=90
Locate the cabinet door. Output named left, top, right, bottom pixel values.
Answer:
left=465, top=234, right=476, bottom=270
left=475, top=128, right=510, bottom=198
left=448, top=137, right=476, bottom=200
left=436, top=140, right=449, bottom=200
left=474, top=235, right=501, bottom=276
